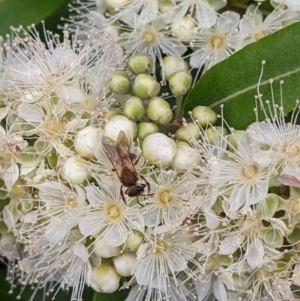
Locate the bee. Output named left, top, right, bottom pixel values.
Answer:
left=102, top=130, right=150, bottom=205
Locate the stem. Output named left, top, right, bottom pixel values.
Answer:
left=175, top=95, right=183, bottom=119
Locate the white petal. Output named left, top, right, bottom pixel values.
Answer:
left=73, top=243, right=89, bottom=261
left=213, top=279, right=227, bottom=301
left=18, top=103, right=44, bottom=122
left=219, top=234, right=244, bottom=255
left=4, top=163, right=19, bottom=189
left=247, top=238, right=264, bottom=268
left=104, top=224, right=127, bottom=247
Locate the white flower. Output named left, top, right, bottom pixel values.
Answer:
left=117, top=15, right=187, bottom=77
left=78, top=183, right=144, bottom=247
left=140, top=169, right=197, bottom=227
left=132, top=226, right=199, bottom=299
left=15, top=100, right=87, bottom=157
left=273, top=0, right=300, bottom=11
left=6, top=27, right=102, bottom=96
left=18, top=230, right=92, bottom=301
left=189, top=11, right=243, bottom=72
left=240, top=5, right=297, bottom=46
left=209, top=132, right=273, bottom=215
left=171, top=0, right=224, bottom=28
left=20, top=181, right=86, bottom=245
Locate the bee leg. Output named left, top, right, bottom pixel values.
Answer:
left=120, top=185, right=127, bottom=204
left=136, top=196, right=144, bottom=207
left=132, top=153, right=142, bottom=166
left=140, top=175, right=151, bottom=194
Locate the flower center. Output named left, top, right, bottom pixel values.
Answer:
left=156, top=187, right=174, bottom=207
left=254, top=31, right=267, bottom=41
left=41, top=119, right=64, bottom=140
left=288, top=197, right=300, bottom=221
left=281, top=141, right=300, bottom=159
left=65, top=197, right=78, bottom=209
left=242, top=163, right=259, bottom=180
left=153, top=239, right=169, bottom=255
left=104, top=202, right=123, bottom=222
left=209, top=34, right=225, bottom=50
left=238, top=215, right=259, bottom=237
left=142, top=28, right=158, bottom=46
left=83, top=96, right=97, bottom=111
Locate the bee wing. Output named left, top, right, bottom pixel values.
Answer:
left=117, top=131, right=137, bottom=174
left=102, top=135, right=124, bottom=178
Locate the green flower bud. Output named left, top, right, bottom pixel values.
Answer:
left=142, top=133, right=177, bottom=167
left=175, top=122, right=199, bottom=143
left=168, top=71, right=192, bottom=96
left=106, top=109, right=120, bottom=120
left=147, top=97, right=173, bottom=125
left=123, top=96, right=145, bottom=120
left=134, top=74, right=160, bottom=99
left=91, top=263, right=121, bottom=293
left=205, top=126, right=228, bottom=145
left=109, top=71, right=131, bottom=95
left=104, top=115, right=137, bottom=141
left=162, top=56, right=189, bottom=80
left=124, top=230, right=144, bottom=252
left=171, top=16, right=195, bottom=43
left=192, top=106, right=217, bottom=127
left=227, top=130, right=248, bottom=151
left=137, top=122, right=159, bottom=140
left=128, top=54, right=153, bottom=75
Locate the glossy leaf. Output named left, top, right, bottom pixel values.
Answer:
left=0, top=0, right=69, bottom=36
left=184, top=22, right=300, bottom=130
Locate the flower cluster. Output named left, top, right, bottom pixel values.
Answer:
left=67, top=0, right=299, bottom=79
left=1, top=1, right=300, bottom=301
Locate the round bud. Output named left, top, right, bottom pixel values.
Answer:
left=106, top=109, right=120, bottom=120
left=227, top=130, right=248, bottom=151
left=172, top=142, right=200, bottom=173
left=147, top=97, right=173, bottom=125
left=91, top=263, right=121, bottom=293
left=175, top=122, right=199, bottom=143
left=137, top=122, right=159, bottom=140
left=171, top=16, right=195, bottom=43
left=94, top=239, right=121, bottom=258
left=134, top=74, right=161, bottom=99
left=123, top=96, right=145, bottom=120
left=162, top=56, right=189, bottom=80
left=109, top=71, right=131, bottom=95
left=124, top=230, right=144, bottom=252
left=168, top=71, right=192, bottom=96
left=192, top=106, right=217, bottom=127
left=142, top=133, right=177, bottom=167
left=205, top=126, right=228, bottom=145
left=74, top=126, right=101, bottom=158
left=60, top=156, right=90, bottom=185
left=128, top=54, right=153, bottom=75
left=112, top=253, right=137, bottom=277
left=104, top=115, right=137, bottom=141
left=105, top=0, right=130, bottom=10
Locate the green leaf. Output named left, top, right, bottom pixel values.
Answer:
left=0, top=0, right=70, bottom=37
left=92, top=289, right=129, bottom=301
left=184, top=22, right=300, bottom=130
